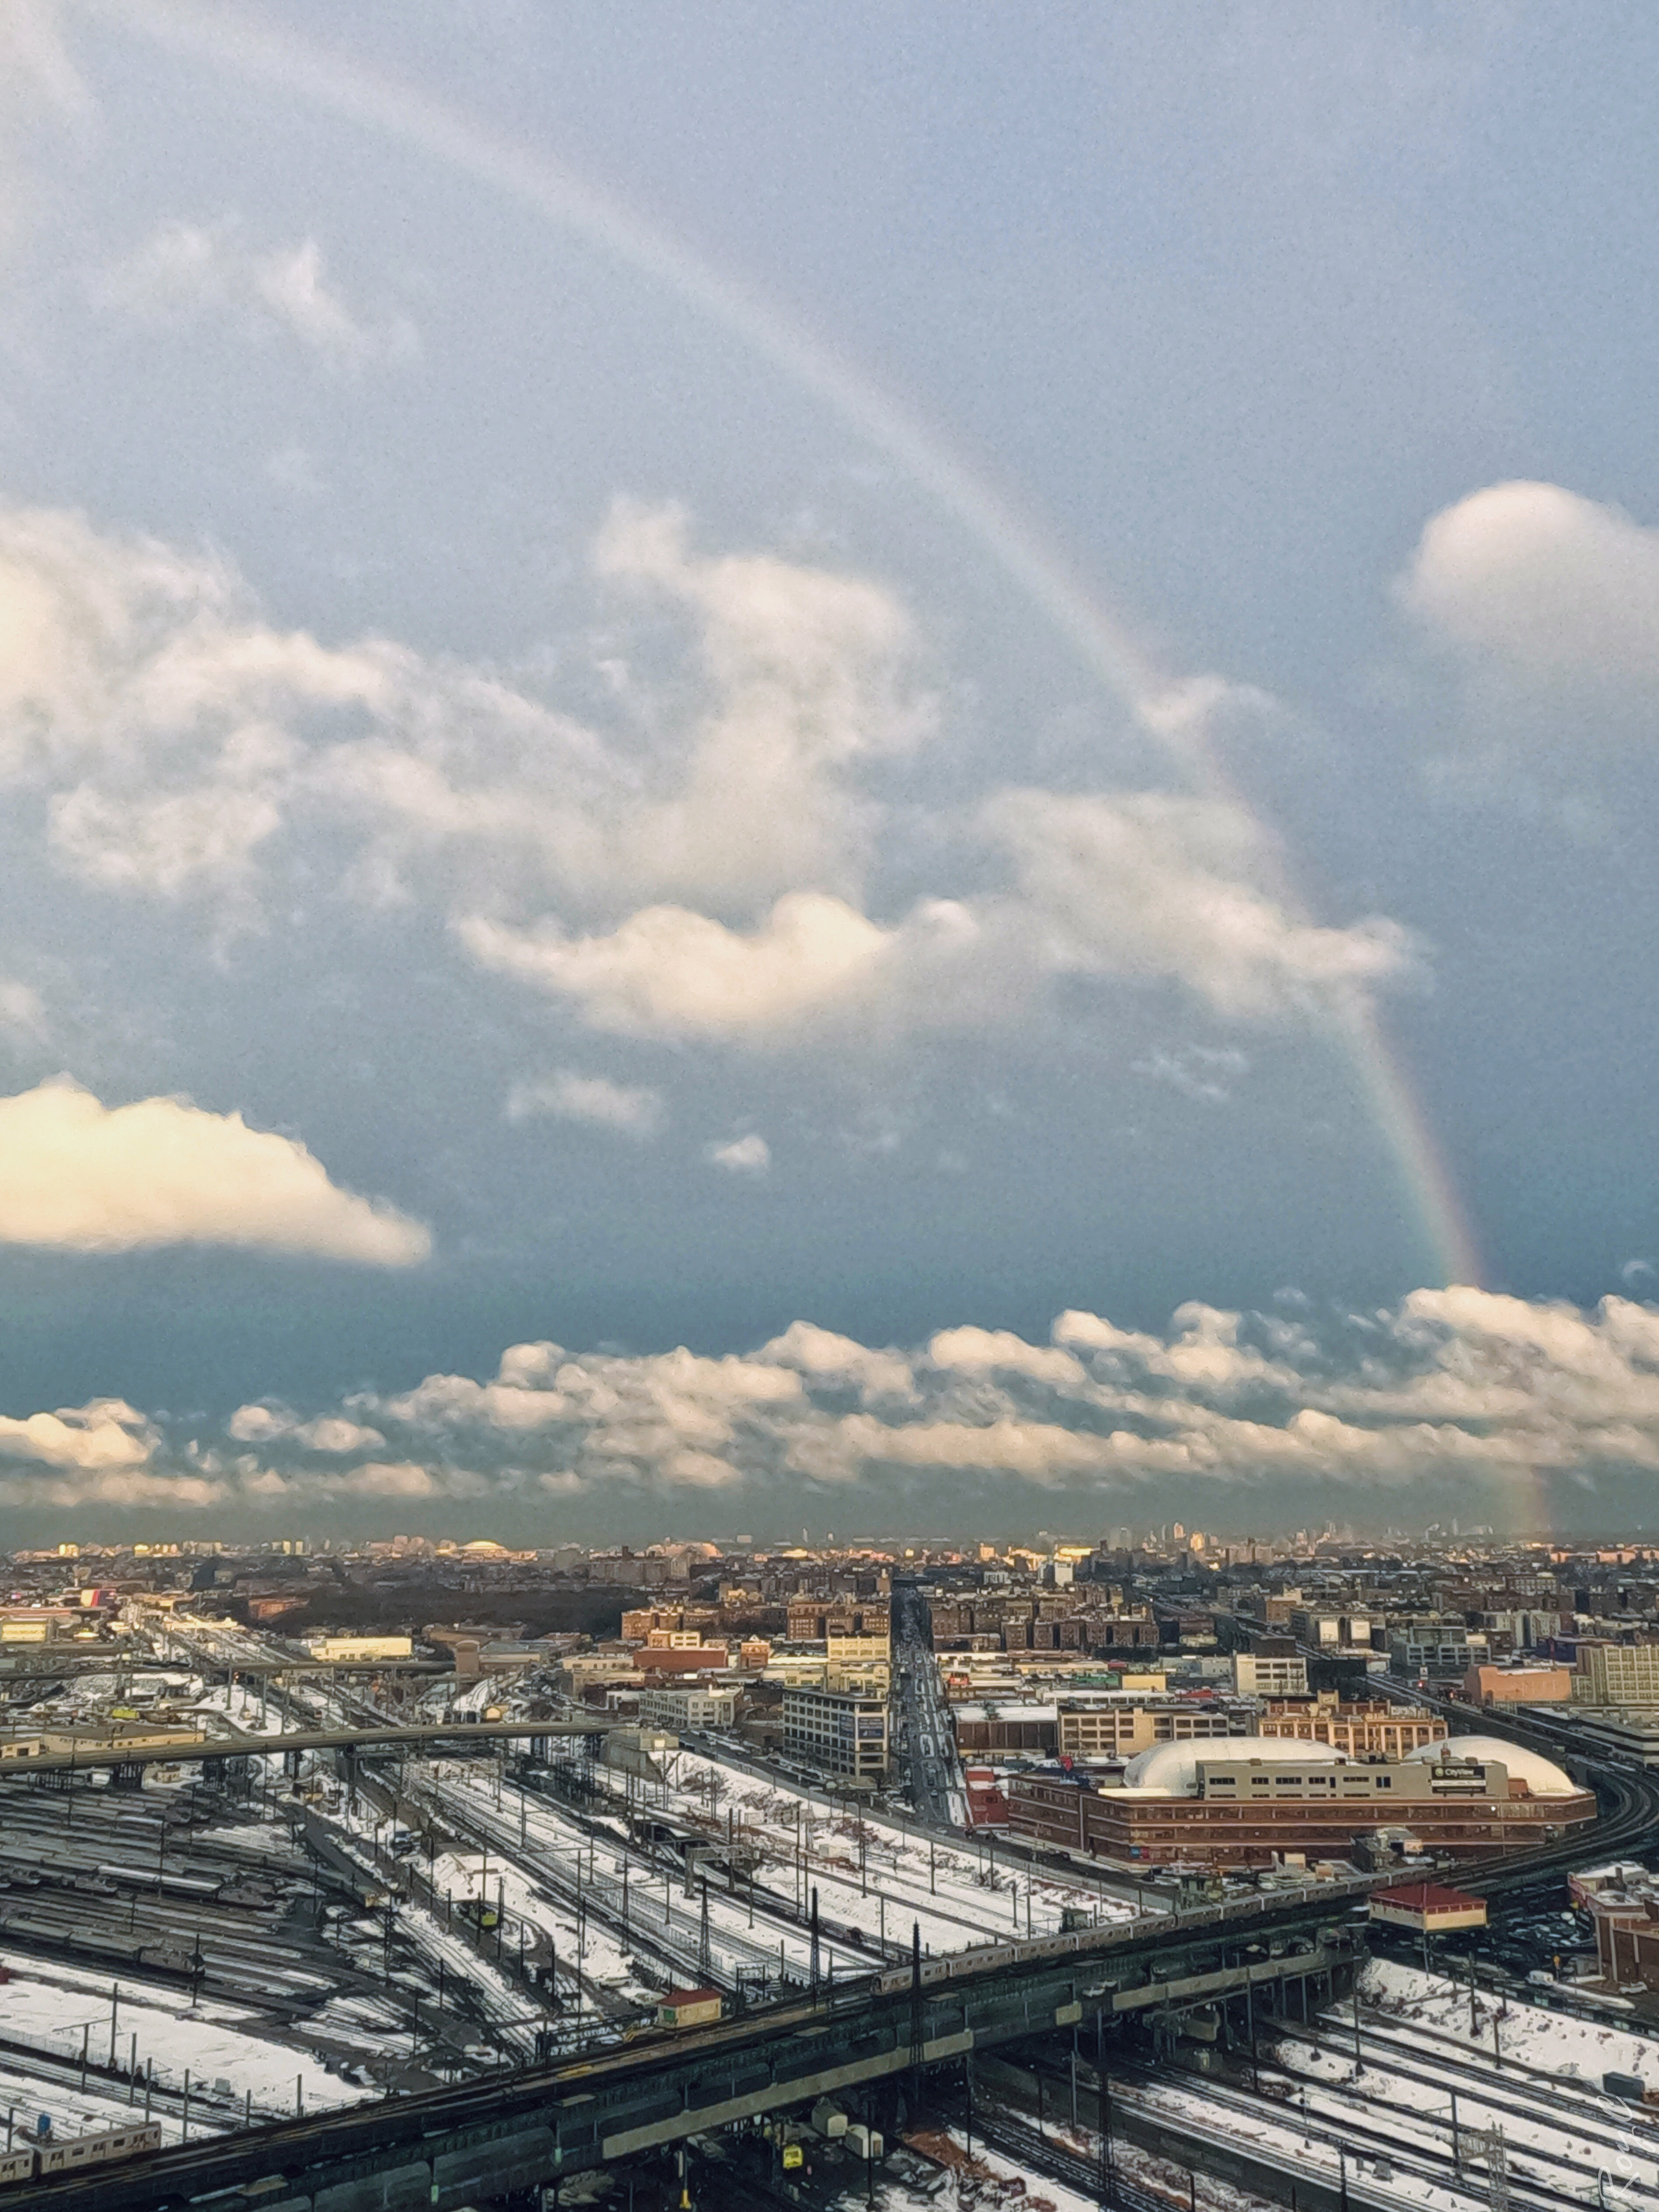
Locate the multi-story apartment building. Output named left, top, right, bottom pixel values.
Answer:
left=1389, top=1624, right=1490, bottom=1680
left=1232, top=1651, right=1309, bottom=1699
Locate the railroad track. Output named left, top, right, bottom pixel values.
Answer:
left=1267, top=2015, right=1659, bottom=2177
left=940, top=2095, right=1208, bottom=2212
left=1108, top=2056, right=1618, bottom=2212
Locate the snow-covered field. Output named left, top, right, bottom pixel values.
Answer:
left=1354, top=1958, right=1658, bottom=2083
left=0, top=1946, right=366, bottom=2139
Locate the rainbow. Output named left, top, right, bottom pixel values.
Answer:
left=99, top=0, right=1483, bottom=1292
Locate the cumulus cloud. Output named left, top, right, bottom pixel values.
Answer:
left=706, top=1132, right=771, bottom=1176
left=591, top=500, right=931, bottom=910
left=0, top=494, right=1410, bottom=1059
left=505, top=1068, right=665, bottom=1139
left=0, top=1398, right=153, bottom=1471
left=462, top=896, right=892, bottom=1043
left=990, top=790, right=1414, bottom=1016
left=13, top=1282, right=1626, bottom=1517
left=92, top=220, right=416, bottom=369
left=227, top=1405, right=386, bottom=1452
left=1400, top=481, right=1659, bottom=690
left=15, top=1283, right=1659, bottom=1516
left=0, top=1079, right=430, bottom=1264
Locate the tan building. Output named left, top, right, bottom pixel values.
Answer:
left=1464, top=1664, right=1573, bottom=1707
left=308, top=1634, right=414, bottom=1662
left=1257, top=1699, right=1446, bottom=1756
left=1057, top=1702, right=1243, bottom=1760
left=1574, top=1642, right=1659, bottom=1706
left=1232, top=1651, right=1309, bottom=1699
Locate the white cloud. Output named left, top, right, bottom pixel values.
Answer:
left=590, top=500, right=931, bottom=910
left=0, top=1079, right=430, bottom=1264
left=227, top=1404, right=385, bottom=1452
left=0, top=494, right=1413, bottom=1062
left=505, top=1068, right=664, bottom=1139
left=1400, top=482, right=1659, bottom=695
left=39, top=1283, right=1659, bottom=1512
left=756, top=1320, right=915, bottom=1403
left=93, top=220, right=416, bottom=370
left=925, top=1327, right=1086, bottom=1390
left=707, top=1133, right=771, bottom=1177
left=0, top=1398, right=152, bottom=1471
left=990, top=790, right=1415, bottom=1016
left=462, top=895, right=893, bottom=1043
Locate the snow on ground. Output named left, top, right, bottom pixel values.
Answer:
left=0, top=1951, right=364, bottom=2128
left=654, top=1748, right=1135, bottom=1952
left=1358, top=1958, right=1659, bottom=2088
left=1270, top=2036, right=1658, bottom=2204
left=877, top=2120, right=1279, bottom=2212
left=1121, top=2075, right=1472, bottom=2212
left=392, top=1894, right=541, bottom=2058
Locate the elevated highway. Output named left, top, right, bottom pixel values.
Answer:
left=3, top=1885, right=1377, bottom=2212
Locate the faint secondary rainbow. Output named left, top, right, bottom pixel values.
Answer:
left=105, top=0, right=1483, bottom=1291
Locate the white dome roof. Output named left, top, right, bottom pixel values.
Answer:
left=1123, top=1736, right=1344, bottom=1796
left=1402, top=1735, right=1578, bottom=1799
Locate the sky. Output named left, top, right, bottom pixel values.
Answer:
left=2, top=1, right=1659, bottom=1542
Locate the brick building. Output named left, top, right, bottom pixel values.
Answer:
left=1008, top=1734, right=1595, bottom=1869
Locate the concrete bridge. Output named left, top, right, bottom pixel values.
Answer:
left=3, top=1888, right=1368, bottom=2212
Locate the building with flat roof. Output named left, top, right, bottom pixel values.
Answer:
left=1464, top=1663, right=1573, bottom=1706
left=1232, top=1650, right=1309, bottom=1699
left=1369, top=1883, right=1487, bottom=1934
left=638, top=1686, right=737, bottom=1732
left=781, top=1681, right=889, bottom=1779
left=1574, top=1642, right=1659, bottom=1707
left=1008, top=1734, right=1595, bottom=1869
left=1256, top=1700, right=1446, bottom=1757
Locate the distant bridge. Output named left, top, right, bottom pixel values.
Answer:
left=0, top=1718, right=609, bottom=1776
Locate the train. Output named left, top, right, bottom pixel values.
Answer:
left=0, top=2121, right=163, bottom=2186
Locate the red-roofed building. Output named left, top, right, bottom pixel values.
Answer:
left=963, top=1766, right=1011, bottom=1830
left=1368, top=1882, right=1487, bottom=1933
left=657, top=1988, right=724, bottom=2028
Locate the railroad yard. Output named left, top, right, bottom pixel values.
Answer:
left=2, top=1607, right=1658, bottom=2210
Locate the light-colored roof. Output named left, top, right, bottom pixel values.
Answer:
left=1401, top=1734, right=1578, bottom=1798
left=1121, top=1736, right=1343, bottom=1795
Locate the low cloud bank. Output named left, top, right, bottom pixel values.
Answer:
left=4, top=1284, right=1657, bottom=1515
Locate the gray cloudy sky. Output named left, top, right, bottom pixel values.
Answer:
left=1, top=1, right=1658, bottom=1542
